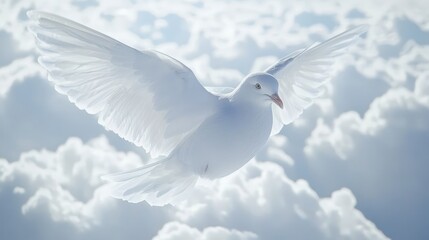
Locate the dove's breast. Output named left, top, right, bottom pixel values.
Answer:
left=173, top=102, right=273, bottom=179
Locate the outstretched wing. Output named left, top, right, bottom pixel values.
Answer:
left=28, top=11, right=217, bottom=158
left=266, top=25, right=368, bottom=135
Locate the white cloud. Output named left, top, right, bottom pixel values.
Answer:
left=175, top=160, right=388, bottom=240
left=265, top=135, right=295, bottom=166
left=0, top=56, right=40, bottom=97
left=0, top=136, right=387, bottom=240
left=306, top=83, right=429, bottom=160
left=414, top=72, right=429, bottom=105
left=304, top=79, right=429, bottom=239
left=0, top=136, right=170, bottom=239
left=1, top=137, right=136, bottom=228
left=153, top=222, right=257, bottom=240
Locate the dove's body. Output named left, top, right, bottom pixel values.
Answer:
left=28, top=10, right=367, bottom=206
left=176, top=100, right=273, bottom=179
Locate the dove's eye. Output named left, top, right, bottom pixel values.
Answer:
left=255, top=83, right=261, bottom=90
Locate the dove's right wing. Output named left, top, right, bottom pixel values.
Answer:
left=28, top=11, right=218, bottom=158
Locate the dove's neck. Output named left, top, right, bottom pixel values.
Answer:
left=228, top=82, right=249, bottom=102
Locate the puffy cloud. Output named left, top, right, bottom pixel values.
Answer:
left=414, top=72, right=429, bottom=105
left=175, top=160, right=387, bottom=240
left=0, top=136, right=387, bottom=240
left=0, top=136, right=170, bottom=239
left=153, top=222, right=257, bottom=240
left=304, top=79, right=429, bottom=239
left=264, top=135, right=295, bottom=167
left=0, top=56, right=40, bottom=98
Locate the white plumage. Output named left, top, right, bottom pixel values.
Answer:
left=27, top=10, right=367, bottom=206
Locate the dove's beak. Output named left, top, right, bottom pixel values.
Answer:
left=270, top=93, right=283, bottom=109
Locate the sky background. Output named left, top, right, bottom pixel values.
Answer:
left=1, top=0, right=429, bottom=239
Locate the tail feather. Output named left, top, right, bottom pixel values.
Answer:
left=101, top=158, right=169, bottom=182
left=102, top=158, right=197, bottom=206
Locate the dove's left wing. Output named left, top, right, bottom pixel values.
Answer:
left=28, top=11, right=218, bottom=158
left=266, top=26, right=368, bottom=135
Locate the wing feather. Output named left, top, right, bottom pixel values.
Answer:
left=267, top=25, right=368, bottom=135
left=28, top=11, right=217, bottom=157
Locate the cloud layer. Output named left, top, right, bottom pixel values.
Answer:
left=304, top=74, right=429, bottom=240
left=0, top=136, right=387, bottom=239
left=1, top=0, right=429, bottom=239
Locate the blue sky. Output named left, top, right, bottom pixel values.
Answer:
left=1, top=0, right=429, bottom=239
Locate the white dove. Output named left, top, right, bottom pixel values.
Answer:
left=28, top=10, right=367, bottom=206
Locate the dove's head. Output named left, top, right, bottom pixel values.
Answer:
left=232, top=73, right=283, bottom=109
